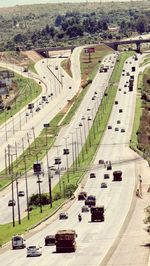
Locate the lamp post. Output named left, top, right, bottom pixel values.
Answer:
left=37, top=175, right=43, bottom=213
left=46, top=152, right=53, bottom=208
left=75, top=128, right=80, bottom=167
left=54, top=146, right=62, bottom=192
left=87, top=108, right=96, bottom=139
left=10, top=154, right=15, bottom=227
left=71, top=132, right=75, bottom=173
left=15, top=174, right=21, bottom=224
left=63, top=137, right=70, bottom=183
left=24, top=155, right=30, bottom=220
left=79, top=123, right=84, bottom=161
left=81, top=116, right=88, bottom=153
left=43, top=123, right=50, bottom=146
left=87, top=116, right=92, bottom=147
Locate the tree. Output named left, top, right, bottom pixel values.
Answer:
left=136, top=15, right=148, bottom=33
left=13, top=34, right=27, bottom=44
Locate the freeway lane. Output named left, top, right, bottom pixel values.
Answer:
left=0, top=52, right=117, bottom=224
left=0, top=54, right=144, bottom=265
left=0, top=55, right=80, bottom=172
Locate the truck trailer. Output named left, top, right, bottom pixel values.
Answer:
left=91, top=206, right=105, bottom=222
left=55, top=230, right=77, bottom=253
left=113, top=170, right=122, bottom=181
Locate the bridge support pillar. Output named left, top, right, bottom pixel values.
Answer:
left=136, top=43, right=141, bottom=53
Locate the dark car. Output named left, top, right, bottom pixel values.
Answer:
left=18, top=191, right=25, bottom=197
left=45, top=235, right=55, bottom=246
left=8, top=200, right=16, bottom=206
left=59, top=212, right=68, bottom=220
left=108, top=125, right=112, bottom=129
left=115, top=101, right=118, bottom=105
left=119, top=109, right=123, bottom=113
left=81, top=205, right=89, bottom=213
left=115, top=127, right=119, bottom=131
left=101, top=182, right=107, bottom=188
left=104, top=173, right=110, bottom=179
left=121, top=128, right=125, bottom=133
left=36, top=107, right=40, bottom=112
left=78, top=191, right=87, bottom=200
left=117, top=120, right=121, bottom=124
left=90, top=173, right=96, bottom=178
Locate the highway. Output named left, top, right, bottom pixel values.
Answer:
left=0, top=50, right=81, bottom=172
left=0, top=53, right=145, bottom=265
left=0, top=52, right=117, bottom=224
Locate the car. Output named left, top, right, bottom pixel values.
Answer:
left=36, top=107, right=40, bottom=112
left=26, top=113, right=29, bottom=116
left=108, top=125, right=112, bottom=129
left=45, top=235, right=55, bottom=246
left=115, top=127, right=119, bottom=131
left=117, top=120, right=121, bottom=124
left=90, top=173, right=96, bottom=178
left=126, top=72, right=130, bottom=76
left=101, top=182, right=107, bottom=188
left=18, top=191, right=25, bottom=197
left=92, top=96, right=96, bottom=100
left=98, top=160, right=105, bottom=165
left=115, top=101, right=118, bottom=105
left=78, top=191, right=87, bottom=200
left=39, top=102, right=42, bottom=105
left=119, top=88, right=121, bottom=91
left=55, top=66, right=58, bottom=70
left=124, top=91, right=127, bottom=94
left=119, top=109, right=123, bottom=113
left=59, top=212, right=68, bottom=220
left=8, top=200, right=16, bottom=206
left=27, top=245, right=42, bottom=257
left=69, top=86, right=72, bottom=89
left=45, top=100, right=49, bottom=104
left=124, top=84, right=127, bottom=87
left=104, top=173, right=110, bottom=179
left=81, top=205, right=89, bottom=213
left=122, top=73, right=125, bottom=76
left=121, top=128, right=125, bottom=133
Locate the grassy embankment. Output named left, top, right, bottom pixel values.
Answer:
left=0, top=50, right=134, bottom=246
left=0, top=72, right=41, bottom=126
left=130, top=66, right=150, bottom=161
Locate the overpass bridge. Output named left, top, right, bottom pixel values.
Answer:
left=35, top=46, right=76, bottom=58
left=104, top=38, right=150, bottom=53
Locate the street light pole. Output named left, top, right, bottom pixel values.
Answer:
left=63, top=137, right=69, bottom=183
left=75, top=128, right=80, bottom=167
left=24, top=155, right=30, bottom=220
left=87, top=117, right=92, bottom=147
left=79, top=123, right=84, bottom=161
left=81, top=117, right=88, bottom=153
left=11, top=155, right=15, bottom=227
left=37, top=174, right=43, bottom=213
left=16, top=174, right=21, bottom=224
left=71, top=132, right=75, bottom=173
left=46, top=152, right=52, bottom=208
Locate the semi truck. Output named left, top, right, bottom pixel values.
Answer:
left=12, top=235, right=26, bottom=249
left=91, top=206, right=105, bottom=222
left=55, top=230, right=77, bottom=253
left=113, top=170, right=122, bottom=181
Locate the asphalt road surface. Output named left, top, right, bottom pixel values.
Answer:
left=0, top=54, right=146, bottom=265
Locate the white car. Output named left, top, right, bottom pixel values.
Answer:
left=27, top=245, right=42, bottom=257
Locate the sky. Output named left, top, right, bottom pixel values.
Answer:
left=0, top=0, right=142, bottom=8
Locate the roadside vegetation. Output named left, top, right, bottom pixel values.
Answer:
left=130, top=67, right=150, bottom=160
left=0, top=51, right=133, bottom=246
left=0, top=72, right=41, bottom=126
